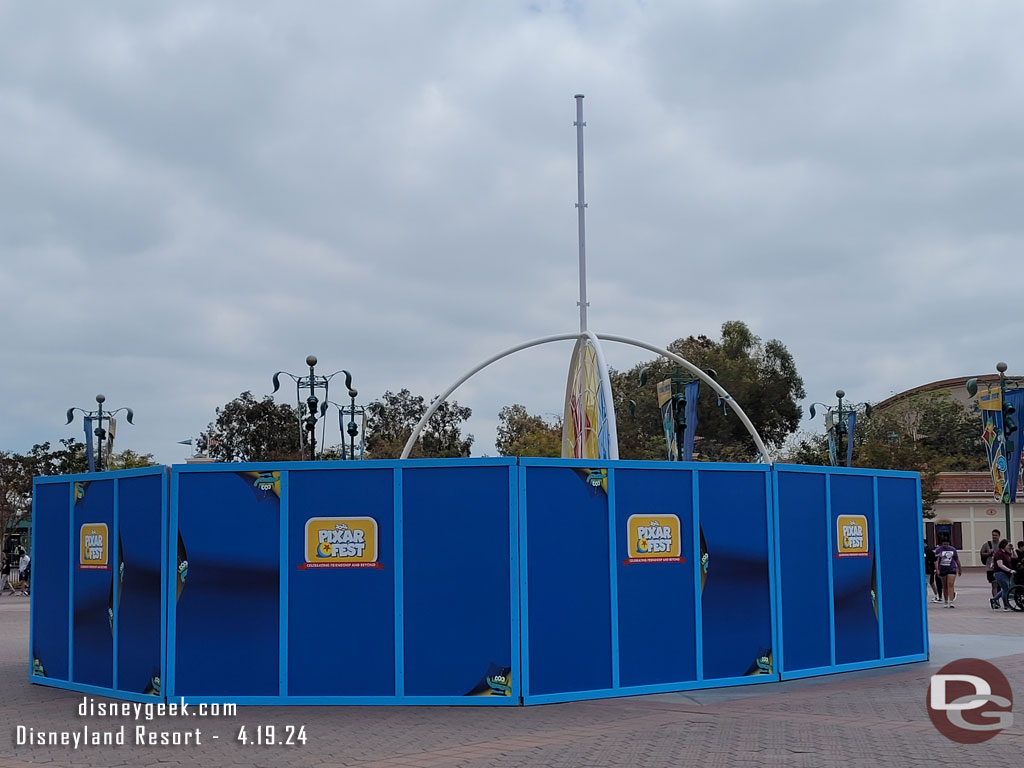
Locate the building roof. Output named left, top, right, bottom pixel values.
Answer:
left=874, top=375, right=1003, bottom=411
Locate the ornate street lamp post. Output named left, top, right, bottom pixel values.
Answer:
left=65, top=394, right=135, bottom=472
left=327, top=385, right=365, bottom=460
left=808, top=390, right=871, bottom=467
left=272, top=356, right=355, bottom=460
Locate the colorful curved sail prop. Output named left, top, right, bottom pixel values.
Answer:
left=562, top=337, right=611, bottom=460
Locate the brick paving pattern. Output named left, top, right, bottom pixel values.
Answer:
left=1, top=569, right=1022, bottom=767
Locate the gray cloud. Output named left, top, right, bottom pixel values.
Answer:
left=2, top=1, right=1022, bottom=462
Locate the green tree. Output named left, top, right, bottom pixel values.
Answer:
left=495, top=405, right=561, bottom=457
left=610, top=321, right=806, bottom=461
left=197, top=391, right=302, bottom=462
left=365, top=389, right=473, bottom=459
left=107, top=449, right=159, bottom=470
left=1, top=439, right=89, bottom=547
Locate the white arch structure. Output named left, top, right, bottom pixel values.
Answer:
left=400, top=332, right=772, bottom=462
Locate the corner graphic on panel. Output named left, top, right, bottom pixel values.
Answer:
left=79, top=523, right=110, bottom=571
left=241, top=471, right=281, bottom=498
left=744, top=647, right=773, bottom=676
left=107, top=533, right=125, bottom=631
left=74, top=481, right=89, bottom=503
left=572, top=467, right=608, bottom=494
left=176, top=532, right=188, bottom=602
left=699, top=527, right=709, bottom=593
left=32, top=657, right=46, bottom=678
left=624, top=514, right=685, bottom=565
left=870, top=555, right=878, bottom=620
left=300, top=517, right=382, bottom=569
left=465, top=664, right=512, bottom=697
left=143, top=670, right=161, bottom=696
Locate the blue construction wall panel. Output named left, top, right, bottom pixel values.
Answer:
left=33, top=459, right=925, bottom=705
left=830, top=473, right=880, bottom=666
left=31, top=481, right=71, bottom=681
left=402, top=465, right=515, bottom=700
left=524, top=465, right=613, bottom=697
left=614, top=468, right=696, bottom=688
left=774, top=470, right=831, bottom=673
left=287, top=467, right=396, bottom=697
left=116, top=473, right=165, bottom=696
left=774, top=465, right=925, bottom=678
left=72, top=479, right=115, bottom=689
left=697, top=468, right=774, bottom=680
left=877, top=476, right=926, bottom=658
left=173, top=470, right=280, bottom=697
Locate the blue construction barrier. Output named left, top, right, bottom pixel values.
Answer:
left=30, top=467, right=168, bottom=702
left=29, top=459, right=926, bottom=705
left=773, top=464, right=928, bottom=679
left=169, top=459, right=519, bottom=705
left=519, top=459, right=777, bottom=704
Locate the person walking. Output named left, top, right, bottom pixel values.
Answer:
left=0, top=553, right=13, bottom=597
left=935, top=534, right=962, bottom=608
left=924, top=540, right=941, bottom=602
left=990, top=538, right=1014, bottom=611
left=17, top=547, right=29, bottom=596
left=981, top=529, right=1000, bottom=599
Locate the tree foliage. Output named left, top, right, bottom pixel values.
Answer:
left=106, top=449, right=159, bottom=470
left=365, top=389, right=473, bottom=459
left=495, top=405, right=561, bottom=457
left=197, top=391, right=302, bottom=462
left=610, top=321, right=806, bottom=461
left=1, top=440, right=89, bottom=545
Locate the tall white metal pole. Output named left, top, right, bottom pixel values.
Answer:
left=575, top=94, right=588, bottom=333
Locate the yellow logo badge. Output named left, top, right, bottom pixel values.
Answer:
left=625, top=514, right=684, bottom=564
left=837, top=514, right=869, bottom=557
left=80, top=523, right=110, bottom=570
left=301, top=517, right=380, bottom=569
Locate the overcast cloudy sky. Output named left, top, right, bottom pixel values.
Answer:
left=2, top=1, right=1022, bottom=463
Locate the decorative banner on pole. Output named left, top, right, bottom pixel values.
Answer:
left=657, top=379, right=677, bottom=461
left=683, top=380, right=699, bottom=461
left=107, top=417, right=117, bottom=460
left=825, top=410, right=837, bottom=467
left=846, top=411, right=857, bottom=468
left=83, top=417, right=95, bottom=473
left=338, top=409, right=348, bottom=459
left=1003, top=389, right=1024, bottom=502
left=982, top=409, right=1010, bottom=504
left=979, top=389, right=1003, bottom=411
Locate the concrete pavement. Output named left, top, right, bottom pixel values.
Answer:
left=1, top=569, right=1022, bottom=768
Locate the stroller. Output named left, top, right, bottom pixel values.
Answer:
left=1009, top=569, right=1024, bottom=612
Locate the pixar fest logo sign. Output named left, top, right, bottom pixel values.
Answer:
left=837, top=514, right=870, bottom=558
left=79, top=523, right=110, bottom=570
left=624, top=514, right=684, bottom=565
left=301, top=517, right=382, bottom=570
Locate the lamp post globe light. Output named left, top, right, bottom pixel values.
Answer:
left=272, top=357, right=358, bottom=460
left=807, top=389, right=871, bottom=468
left=65, top=394, right=135, bottom=472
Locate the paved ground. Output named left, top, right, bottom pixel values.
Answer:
left=1, top=569, right=1022, bottom=768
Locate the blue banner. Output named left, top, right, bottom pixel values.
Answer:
left=1005, top=390, right=1024, bottom=502
left=845, top=411, right=856, bottom=467
left=83, top=417, right=94, bottom=473
left=683, top=380, right=699, bottom=461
